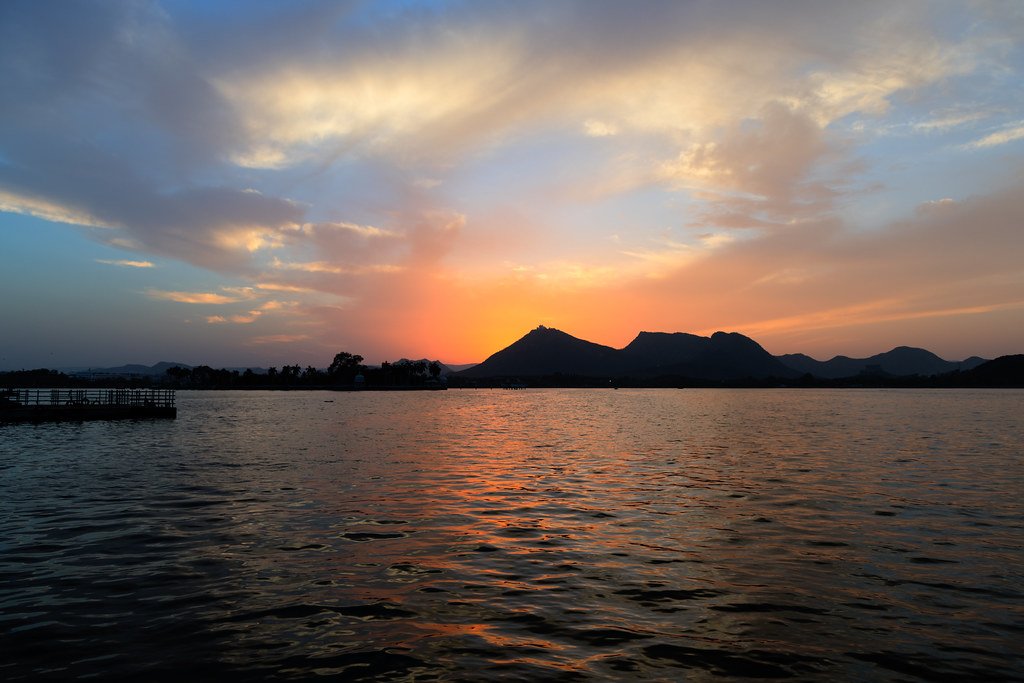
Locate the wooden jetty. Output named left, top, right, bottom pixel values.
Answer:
left=0, top=388, right=177, bottom=422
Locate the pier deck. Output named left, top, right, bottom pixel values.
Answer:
left=0, top=388, right=177, bottom=422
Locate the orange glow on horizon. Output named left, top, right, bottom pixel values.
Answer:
left=336, top=260, right=1024, bottom=365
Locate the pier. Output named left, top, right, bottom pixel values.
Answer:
left=0, top=388, right=177, bottom=422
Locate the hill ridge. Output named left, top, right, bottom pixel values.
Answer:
left=457, top=325, right=991, bottom=381
left=459, top=326, right=794, bottom=380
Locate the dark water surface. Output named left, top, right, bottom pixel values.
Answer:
left=2, top=389, right=1022, bottom=681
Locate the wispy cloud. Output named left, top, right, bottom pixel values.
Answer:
left=248, top=334, right=311, bottom=345
left=96, top=259, right=154, bottom=268
left=270, top=258, right=404, bottom=275
left=0, top=190, right=111, bottom=228
left=270, top=259, right=343, bottom=274
left=311, top=221, right=397, bottom=238
left=728, top=298, right=1024, bottom=339
left=202, top=299, right=291, bottom=325
left=146, top=290, right=243, bottom=305
left=256, top=282, right=315, bottom=293
left=964, top=122, right=1024, bottom=149
left=911, top=111, right=989, bottom=133
left=205, top=313, right=260, bottom=324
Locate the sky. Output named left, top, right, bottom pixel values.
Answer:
left=1, top=0, right=1023, bottom=369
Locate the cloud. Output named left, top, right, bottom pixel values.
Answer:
left=0, top=1, right=240, bottom=169
left=735, top=299, right=1024, bottom=340
left=964, top=121, right=1024, bottom=149
left=0, top=3, right=998, bottom=250
left=312, top=221, right=397, bottom=238
left=258, top=300, right=286, bottom=311
left=271, top=259, right=404, bottom=275
left=274, top=259, right=344, bottom=275
left=146, top=290, right=244, bottom=305
left=1, top=1, right=1022, bottom=364
left=0, top=3, right=308, bottom=277
left=248, top=334, right=311, bottom=345
left=912, top=111, right=990, bottom=133
left=96, top=259, right=154, bottom=268
left=0, top=190, right=110, bottom=228
left=256, top=282, right=315, bottom=293
left=201, top=297, right=295, bottom=325
left=621, top=237, right=700, bottom=276
left=205, top=313, right=260, bottom=324
left=632, top=180, right=1024, bottom=353
left=0, top=141, right=307, bottom=273
left=583, top=120, right=618, bottom=137
left=662, top=102, right=846, bottom=229
left=162, top=1, right=984, bottom=175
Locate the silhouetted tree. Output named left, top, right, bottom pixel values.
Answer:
left=191, top=365, right=213, bottom=385
left=327, top=352, right=365, bottom=383
left=328, top=352, right=363, bottom=375
left=0, top=369, right=70, bottom=388
left=165, top=366, right=190, bottom=384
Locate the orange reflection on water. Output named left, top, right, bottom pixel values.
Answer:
left=7, top=388, right=1019, bottom=680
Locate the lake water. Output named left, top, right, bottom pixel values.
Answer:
left=2, top=389, right=1022, bottom=681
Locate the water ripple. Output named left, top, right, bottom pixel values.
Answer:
left=2, top=388, right=1022, bottom=680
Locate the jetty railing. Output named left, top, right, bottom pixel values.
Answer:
left=3, top=388, right=176, bottom=408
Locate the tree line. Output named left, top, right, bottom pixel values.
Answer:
left=1, top=353, right=445, bottom=389
left=164, top=352, right=444, bottom=388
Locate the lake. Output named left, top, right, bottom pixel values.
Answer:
left=2, top=389, right=1022, bottom=681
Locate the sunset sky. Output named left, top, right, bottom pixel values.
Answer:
left=2, top=0, right=1022, bottom=369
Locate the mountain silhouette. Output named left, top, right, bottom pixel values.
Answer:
left=622, top=331, right=797, bottom=380
left=776, top=347, right=987, bottom=378
left=953, top=354, right=1024, bottom=386
left=458, top=326, right=796, bottom=380
left=82, top=361, right=193, bottom=376
left=458, top=326, right=620, bottom=377
left=619, top=331, right=708, bottom=372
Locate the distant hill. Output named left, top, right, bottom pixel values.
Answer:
left=618, top=331, right=709, bottom=373
left=458, top=327, right=620, bottom=377
left=458, top=326, right=796, bottom=380
left=76, top=361, right=193, bottom=377
left=47, top=340, right=1012, bottom=386
left=622, top=331, right=797, bottom=380
left=952, top=355, right=1024, bottom=386
left=390, top=358, right=460, bottom=377
left=776, top=347, right=987, bottom=378
left=443, top=363, right=478, bottom=373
